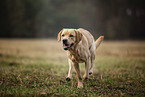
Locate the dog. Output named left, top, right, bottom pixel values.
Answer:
left=58, top=28, right=104, bottom=88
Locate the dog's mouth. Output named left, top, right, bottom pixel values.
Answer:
left=63, top=43, right=74, bottom=50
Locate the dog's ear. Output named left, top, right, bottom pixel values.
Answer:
left=57, top=29, right=63, bottom=42
left=74, top=30, right=82, bottom=44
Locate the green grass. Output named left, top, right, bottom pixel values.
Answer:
left=0, top=39, right=145, bottom=97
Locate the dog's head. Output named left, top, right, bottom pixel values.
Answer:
left=58, top=29, right=82, bottom=50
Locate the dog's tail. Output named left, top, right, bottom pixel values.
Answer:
left=95, top=36, right=104, bottom=49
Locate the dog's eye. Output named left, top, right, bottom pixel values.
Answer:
left=69, top=34, right=74, bottom=37
left=62, top=34, right=64, bottom=37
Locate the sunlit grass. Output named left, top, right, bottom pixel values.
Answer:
left=0, top=39, right=145, bottom=96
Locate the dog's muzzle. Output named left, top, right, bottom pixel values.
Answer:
left=62, top=39, right=74, bottom=50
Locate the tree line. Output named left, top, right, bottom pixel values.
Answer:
left=0, top=0, right=145, bottom=40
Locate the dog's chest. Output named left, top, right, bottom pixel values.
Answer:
left=68, top=50, right=86, bottom=63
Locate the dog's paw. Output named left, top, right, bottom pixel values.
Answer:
left=77, top=82, right=83, bottom=88
left=83, top=74, right=89, bottom=79
left=89, top=72, right=92, bottom=75
left=66, top=77, right=71, bottom=82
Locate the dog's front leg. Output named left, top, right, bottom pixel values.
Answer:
left=66, top=58, right=73, bottom=81
left=73, top=62, right=83, bottom=88
left=83, top=57, right=91, bottom=79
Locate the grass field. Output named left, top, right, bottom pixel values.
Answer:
left=0, top=39, right=145, bottom=97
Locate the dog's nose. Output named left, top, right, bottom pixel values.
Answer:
left=63, top=39, right=67, bottom=44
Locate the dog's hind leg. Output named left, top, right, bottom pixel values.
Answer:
left=83, top=57, right=91, bottom=79
left=89, top=54, right=95, bottom=75
left=89, top=44, right=96, bottom=75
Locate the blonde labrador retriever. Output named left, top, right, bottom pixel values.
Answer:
left=58, top=28, right=104, bottom=88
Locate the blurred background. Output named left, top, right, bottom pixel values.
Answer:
left=0, top=0, right=145, bottom=40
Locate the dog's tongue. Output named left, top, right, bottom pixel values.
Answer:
left=64, top=45, right=70, bottom=48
